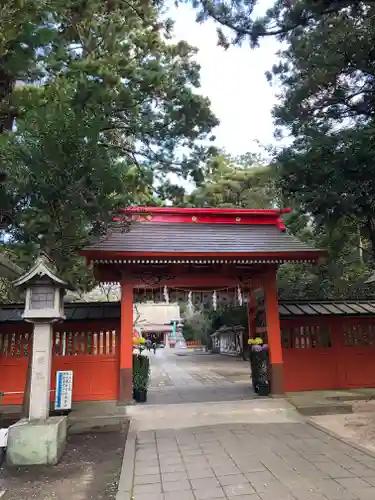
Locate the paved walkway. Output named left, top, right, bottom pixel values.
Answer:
left=146, top=349, right=254, bottom=405
left=121, top=350, right=375, bottom=500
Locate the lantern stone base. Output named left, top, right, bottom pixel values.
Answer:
left=6, top=416, right=67, bottom=466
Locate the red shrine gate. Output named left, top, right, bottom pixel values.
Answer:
left=81, top=206, right=324, bottom=400
left=4, top=205, right=375, bottom=405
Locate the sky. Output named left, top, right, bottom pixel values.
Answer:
left=169, top=1, right=281, bottom=157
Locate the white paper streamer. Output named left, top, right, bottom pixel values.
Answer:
left=163, top=285, right=169, bottom=304
left=212, top=290, right=217, bottom=311
left=188, top=291, right=194, bottom=316
left=237, top=285, right=243, bottom=306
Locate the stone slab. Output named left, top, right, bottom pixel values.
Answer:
left=116, top=422, right=136, bottom=500
left=6, top=416, right=67, bottom=466
left=286, top=391, right=354, bottom=416
left=296, top=403, right=353, bottom=416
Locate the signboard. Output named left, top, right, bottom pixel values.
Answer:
left=0, top=428, right=8, bottom=447
left=55, top=370, right=73, bottom=411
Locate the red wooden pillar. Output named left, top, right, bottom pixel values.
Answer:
left=119, top=281, right=133, bottom=402
left=263, top=271, right=284, bottom=395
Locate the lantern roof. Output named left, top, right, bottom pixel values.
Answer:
left=12, top=252, right=72, bottom=289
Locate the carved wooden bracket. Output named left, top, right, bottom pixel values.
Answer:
left=137, top=274, right=176, bottom=286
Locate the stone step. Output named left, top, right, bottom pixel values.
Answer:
left=293, top=401, right=353, bottom=416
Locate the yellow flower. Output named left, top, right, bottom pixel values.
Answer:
left=133, top=337, right=146, bottom=345
left=248, top=337, right=264, bottom=345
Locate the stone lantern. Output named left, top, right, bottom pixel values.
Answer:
left=7, top=252, right=73, bottom=466
left=15, top=252, right=68, bottom=323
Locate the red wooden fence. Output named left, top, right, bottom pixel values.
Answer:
left=281, top=317, right=375, bottom=392
left=185, top=340, right=203, bottom=348
left=3, top=315, right=375, bottom=403
left=0, top=320, right=119, bottom=405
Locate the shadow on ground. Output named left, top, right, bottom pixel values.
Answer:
left=147, top=385, right=256, bottom=405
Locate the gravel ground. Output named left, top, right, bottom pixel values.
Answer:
left=312, top=399, right=375, bottom=454
left=0, top=421, right=129, bottom=500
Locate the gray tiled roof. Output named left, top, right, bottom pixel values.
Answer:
left=83, top=223, right=319, bottom=255
left=279, top=301, right=375, bottom=317
left=0, top=302, right=120, bottom=323
left=3, top=300, right=375, bottom=324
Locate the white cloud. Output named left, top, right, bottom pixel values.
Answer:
left=169, top=2, right=281, bottom=156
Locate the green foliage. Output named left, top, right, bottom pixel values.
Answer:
left=277, top=217, right=374, bottom=300
left=180, top=0, right=375, bottom=296
left=183, top=0, right=369, bottom=48
left=0, top=0, right=58, bottom=132
left=182, top=305, right=249, bottom=346
left=0, top=245, right=24, bottom=303
left=0, top=0, right=218, bottom=290
left=0, top=277, right=18, bottom=304
left=210, top=306, right=248, bottom=333
left=187, top=152, right=279, bottom=209
left=183, top=0, right=375, bottom=291
left=183, top=148, right=375, bottom=300
left=181, top=305, right=212, bottom=344
left=132, top=353, right=150, bottom=391
left=181, top=321, right=195, bottom=342
left=1, top=84, right=130, bottom=289
left=3, top=0, right=375, bottom=305
left=265, top=3, right=375, bottom=260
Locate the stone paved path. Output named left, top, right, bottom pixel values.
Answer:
left=132, top=423, right=375, bottom=500
left=122, top=350, right=375, bottom=500
left=147, top=350, right=254, bottom=405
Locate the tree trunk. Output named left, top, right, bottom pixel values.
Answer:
left=0, top=69, right=15, bottom=134
left=366, top=217, right=375, bottom=260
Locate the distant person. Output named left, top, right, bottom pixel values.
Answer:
left=146, top=338, right=152, bottom=351
left=152, top=341, right=156, bottom=354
